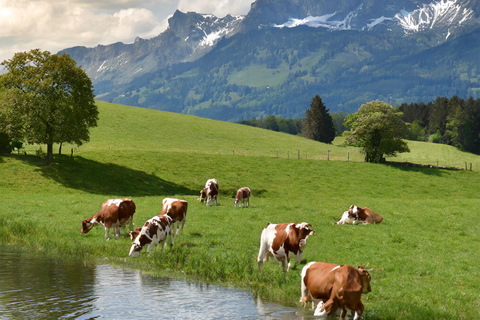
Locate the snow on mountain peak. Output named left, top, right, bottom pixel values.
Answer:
left=395, top=0, right=473, bottom=33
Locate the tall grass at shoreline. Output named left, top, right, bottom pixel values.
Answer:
left=1, top=101, right=479, bottom=319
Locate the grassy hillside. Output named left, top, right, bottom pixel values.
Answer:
left=1, top=101, right=479, bottom=319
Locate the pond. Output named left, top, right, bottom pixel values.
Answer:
left=0, top=246, right=313, bottom=319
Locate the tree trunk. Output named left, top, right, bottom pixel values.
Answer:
left=46, top=143, right=53, bottom=166
left=59, top=142, right=62, bottom=155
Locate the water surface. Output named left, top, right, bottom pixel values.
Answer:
left=0, top=246, right=313, bottom=319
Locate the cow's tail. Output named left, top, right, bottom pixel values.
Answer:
left=300, top=262, right=315, bottom=308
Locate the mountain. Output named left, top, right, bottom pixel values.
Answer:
left=60, top=0, right=480, bottom=121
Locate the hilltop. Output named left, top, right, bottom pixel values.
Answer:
left=1, top=101, right=479, bottom=320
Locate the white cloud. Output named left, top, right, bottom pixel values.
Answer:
left=177, top=0, right=251, bottom=17
left=0, top=0, right=253, bottom=64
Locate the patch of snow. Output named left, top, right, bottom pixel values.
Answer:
left=395, top=0, right=473, bottom=33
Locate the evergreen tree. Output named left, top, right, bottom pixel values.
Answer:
left=302, top=95, right=335, bottom=143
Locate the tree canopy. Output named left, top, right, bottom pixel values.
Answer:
left=0, top=49, right=98, bottom=165
left=302, top=95, right=336, bottom=143
left=344, top=100, right=410, bottom=163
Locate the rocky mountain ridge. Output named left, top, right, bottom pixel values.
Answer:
left=60, top=0, right=480, bottom=121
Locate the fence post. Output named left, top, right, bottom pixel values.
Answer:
left=465, top=161, right=467, bottom=170
left=470, top=163, right=472, bottom=171
left=347, top=152, right=349, bottom=162
left=327, top=150, right=330, bottom=161
left=298, top=150, right=300, bottom=159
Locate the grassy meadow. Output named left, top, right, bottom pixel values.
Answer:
left=1, top=101, right=479, bottom=319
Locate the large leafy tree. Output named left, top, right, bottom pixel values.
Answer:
left=0, top=49, right=98, bottom=165
left=302, top=95, right=336, bottom=143
left=344, top=101, right=410, bottom=163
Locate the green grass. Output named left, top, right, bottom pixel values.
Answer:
left=1, top=101, right=479, bottom=319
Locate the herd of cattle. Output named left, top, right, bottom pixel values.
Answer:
left=81, top=178, right=382, bottom=319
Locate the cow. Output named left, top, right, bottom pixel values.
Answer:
left=257, top=222, right=315, bottom=273
left=234, top=187, right=250, bottom=208
left=300, top=262, right=372, bottom=320
left=160, top=198, right=187, bottom=245
left=349, top=205, right=383, bottom=224
left=128, top=215, right=173, bottom=257
left=333, top=211, right=363, bottom=225
left=81, top=198, right=136, bottom=240
left=204, top=178, right=219, bottom=206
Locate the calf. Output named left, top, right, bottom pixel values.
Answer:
left=300, top=262, right=372, bottom=320
left=129, top=215, right=173, bottom=257
left=81, top=198, right=136, bottom=240
left=204, top=178, right=219, bottom=206
left=257, top=222, right=315, bottom=273
left=348, top=205, right=383, bottom=224
left=161, top=198, right=187, bottom=246
left=234, top=187, right=251, bottom=208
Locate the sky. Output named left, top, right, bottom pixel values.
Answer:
left=0, top=0, right=254, bottom=64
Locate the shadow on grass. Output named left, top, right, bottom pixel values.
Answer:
left=12, top=154, right=196, bottom=197
left=385, top=161, right=448, bottom=176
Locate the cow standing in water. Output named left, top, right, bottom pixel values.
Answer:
left=81, top=198, right=136, bottom=240
left=300, top=262, right=372, bottom=320
left=257, top=222, right=315, bottom=273
left=234, top=187, right=250, bottom=208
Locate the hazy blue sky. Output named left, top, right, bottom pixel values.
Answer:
left=0, top=0, right=253, bottom=63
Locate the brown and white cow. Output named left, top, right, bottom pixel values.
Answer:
left=300, top=262, right=372, bottom=320
left=234, top=187, right=250, bottom=208
left=161, top=198, right=187, bottom=245
left=349, top=205, right=383, bottom=224
left=128, top=215, right=173, bottom=257
left=81, top=198, right=136, bottom=240
left=257, top=222, right=315, bottom=273
left=204, top=178, right=219, bottom=206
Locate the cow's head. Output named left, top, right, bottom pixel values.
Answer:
left=81, top=218, right=94, bottom=234
left=129, top=222, right=152, bottom=257
left=357, top=266, right=372, bottom=294
left=197, top=188, right=207, bottom=201
left=295, top=223, right=315, bottom=250
left=349, top=205, right=361, bottom=219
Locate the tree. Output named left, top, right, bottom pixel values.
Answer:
left=343, top=100, right=410, bottom=163
left=302, top=95, right=335, bottom=143
left=0, top=49, right=98, bottom=165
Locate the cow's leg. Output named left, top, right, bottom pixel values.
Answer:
left=257, top=244, right=269, bottom=274
left=352, top=302, right=364, bottom=320
left=314, top=301, right=328, bottom=317
left=115, top=223, right=121, bottom=240
left=104, top=227, right=111, bottom=240
left=246, top=198, right=249, bottom=208
left=283, top=257, right=290, bottom=272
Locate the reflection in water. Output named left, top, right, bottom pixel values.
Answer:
left=0, top=246, right=313, bottom=319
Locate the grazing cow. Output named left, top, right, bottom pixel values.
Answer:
left=204, top=178, right=219, bottom=206
left=257, top=222, right=315, bottom=273
left=81, top=198, right=136, bottom=240
left=333, top=211, right=363, bottom=225
left=161, top=198, right=187, bottom=245
left=349, top=205, right=383, bottom=224
left=234, top=187, right=250, bottom=208
left=129, top=215, right=173, bottom=257
left=300, top=262, right=372, bottom=320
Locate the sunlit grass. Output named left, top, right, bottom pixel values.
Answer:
left=1, top=101, right=480, bottom=319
